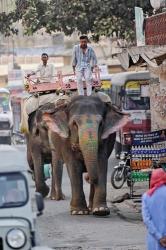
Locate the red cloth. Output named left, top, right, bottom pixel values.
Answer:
left=147, top=168, right=166, bottom=196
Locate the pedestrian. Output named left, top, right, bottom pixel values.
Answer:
left=72, top=35, right=98, bottom=96
left=27, top=53, right=55, bottom=83
left=142, top=168, right=166, bottom=250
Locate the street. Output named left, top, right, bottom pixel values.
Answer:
left=0, top=144, right=147, bottom=250
left=0, top=1, right=166, bottom=250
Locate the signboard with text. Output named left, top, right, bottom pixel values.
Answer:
left=124, top=129, right=166, bottom=145
left=145, top=12, right=166, bottom=45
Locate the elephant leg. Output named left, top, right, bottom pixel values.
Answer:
left=50, top=162, right=56, bottom=200
left=27, top=139, right=34, bottom=171
left=84, top=173, right=95, bottom=211
left=66, top=160, right=89, bottom=215
left=32, top=148, right=49, bottom=198
left=88, top=184, right=95, bottom=212
left=92, top=158, right=110, bottom=216
left=27, top=146, right=35, bottom=180
left=50, top=156, right=65, bottom=201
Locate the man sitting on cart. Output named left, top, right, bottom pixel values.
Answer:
left=72, top=35, right=98, bottom=96
left=27, top=53, right=55, bottom=83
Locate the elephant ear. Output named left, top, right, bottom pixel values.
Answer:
left=102, top=104, right=130, bottom=139
left=35, top=103, right=55, bottom=124
left=42, top=108, right=69, bottom=138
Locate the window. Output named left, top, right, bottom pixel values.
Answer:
left=124, top=95, right=150, bottom=110
left=0, top=173, right=28, bottom=208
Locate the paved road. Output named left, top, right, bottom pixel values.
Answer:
left=0, top=145, right=147, bottom=250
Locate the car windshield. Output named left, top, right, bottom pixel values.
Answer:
left=0, top=173, right=28, bottom=208
left=124, top=95, right=150, bottom=110
left=0, top=96, right=10, bottom=112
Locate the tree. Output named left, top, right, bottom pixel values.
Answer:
left=0, top=12, right=17, bottom=36
left=0, top=0, right=153, bottom=41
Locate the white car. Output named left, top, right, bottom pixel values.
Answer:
left=0, top=164, right=44, bottom=249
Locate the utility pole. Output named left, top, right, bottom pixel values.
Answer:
left=12, top=38, right=15, bottom=69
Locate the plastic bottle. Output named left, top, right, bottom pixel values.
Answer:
left=163, top=142, right=166, bottom=158
left=161, top=144, right=165, bottom=158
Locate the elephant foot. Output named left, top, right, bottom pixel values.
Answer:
left=92, top=206, right=110, bottom=216
left=37, top=185, right=50, bottom=198
left=50, top=192, right=65, bottom=201
left=88, top=205, right=92, bottom=212
left=71, top=207, right=89, bottom=215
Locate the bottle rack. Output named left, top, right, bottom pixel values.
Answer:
left=130, top=142, right=166, bottom=170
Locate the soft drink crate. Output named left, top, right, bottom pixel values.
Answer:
left=131, top=171, right=150, bottom=182
left=130, top=142, right=166, bottom=170
left=131, top=158, right=152, bottom=170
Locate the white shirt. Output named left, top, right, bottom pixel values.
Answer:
left=72, top=45, right=97, bottom=71
left=35, top=63, right=55, bottom=83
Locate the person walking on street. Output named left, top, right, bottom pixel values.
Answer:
left=142, top=168, right=166, bottom=250
left=72, top=35, right=97, bottom=96
left=27, top=53, right=55, bottom=83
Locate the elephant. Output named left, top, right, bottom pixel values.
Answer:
left=26, top=106, right=64, bottom=200
left=39, top=95, right=129, bottom=216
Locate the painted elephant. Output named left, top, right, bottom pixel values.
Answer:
left=40, top=95, right=128, bottom=216
left=26, top=105, right=64, bottom=200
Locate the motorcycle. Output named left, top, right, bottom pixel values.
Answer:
left=111, top=152, right=132, bottom=189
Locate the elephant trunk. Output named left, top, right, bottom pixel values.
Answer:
left=79, top=126, right=98, bottom=184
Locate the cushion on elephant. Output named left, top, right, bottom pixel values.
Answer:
left=20, top=93, right=70, bottom=133
left=25, top=93, right=69, bottom=115
left=95, top=91, right=112, bottom=103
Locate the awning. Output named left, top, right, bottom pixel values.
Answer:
left=117, top=45, right=166, bottom=70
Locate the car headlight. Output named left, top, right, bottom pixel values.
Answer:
left=6, top=229, right=26, bottom=249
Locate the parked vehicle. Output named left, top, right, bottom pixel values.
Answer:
left=0, top=164, right=44, bottom=249
left=11, top=92, right=29, bottom=144
left=110, top=71, right=151, bottom=158
left=111, top=152, right=132, bottom=189
left=98, top=64, right=113, bottom=95
left=0, top=88, right=13, bottom=144
left=32, top=248, right=54, bottom=250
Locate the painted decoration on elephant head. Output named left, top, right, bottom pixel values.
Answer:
left=76, top=114, right=102, bottom=161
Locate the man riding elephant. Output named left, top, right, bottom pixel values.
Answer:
left=72, top=35, right=98, bottom=96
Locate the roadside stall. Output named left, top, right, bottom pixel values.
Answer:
left=115, top=45, right=166, bottom=198
left=128, top=129, right=166, bottom=198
